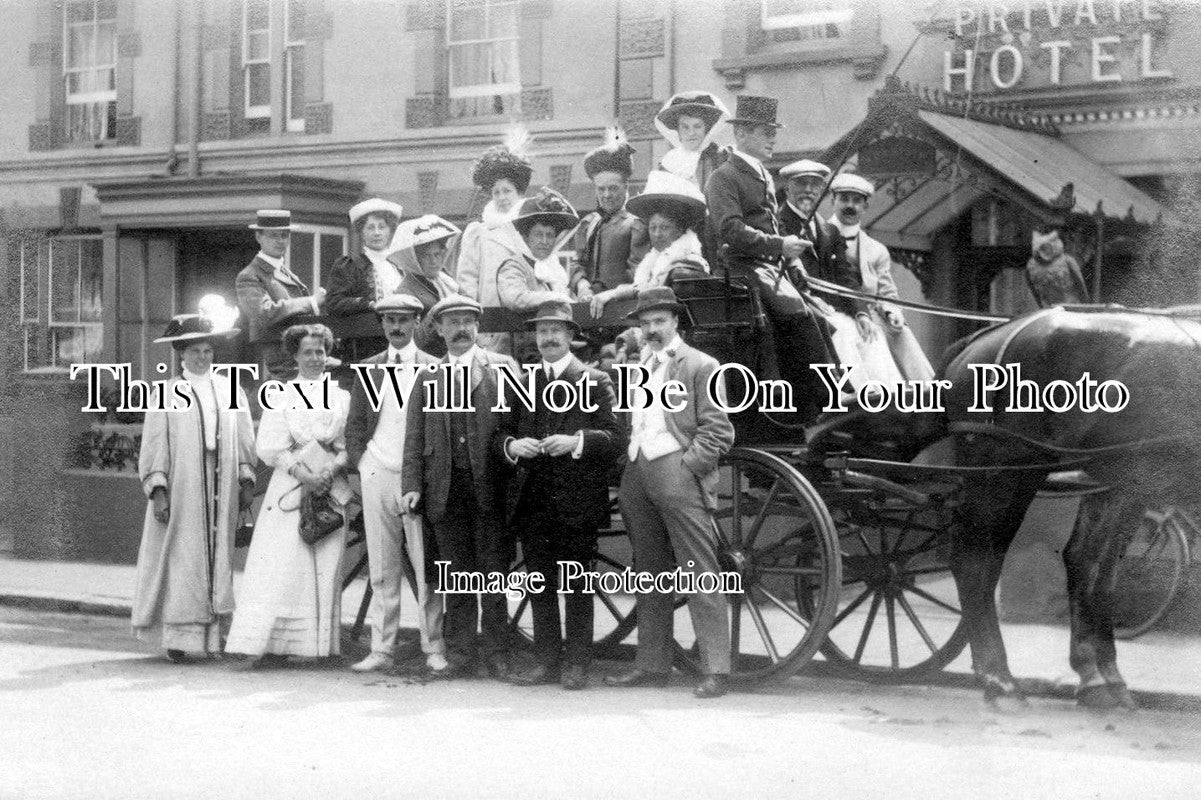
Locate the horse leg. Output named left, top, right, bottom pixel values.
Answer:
left=1064, top=493, right=1141, bottom=710
left=952, top=475, right=1042, bottom=705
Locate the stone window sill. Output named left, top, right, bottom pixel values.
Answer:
left=713, top=42, right=887, bottom=89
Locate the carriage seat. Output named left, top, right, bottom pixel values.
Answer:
left=667, top=270, right=763, bottom=330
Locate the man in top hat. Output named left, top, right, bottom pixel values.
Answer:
left=605, top=287, right=735, bottom=699
left=495, top=300, right=623, bottom=690
left=345, top=293, right=448, bottom=675
left=570, top=131, right=651, bottom=303
left=236, top=209, right=326, bottom=381
left=827, top=172, right=935, bottom=381
left=394, top=214, right=463, bottom=357
left=400, top=295, right=518, bottom=680
left=703, top=97, right=840, bottom=418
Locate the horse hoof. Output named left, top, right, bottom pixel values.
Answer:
left=1107, top=683, right=1138, bottom=711
left=983, top=675, right=1028, bottom=710
left=1077, top=684, right=1120, bottom=711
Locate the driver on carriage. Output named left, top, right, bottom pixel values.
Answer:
left=704, top=96, right=864, bottom=418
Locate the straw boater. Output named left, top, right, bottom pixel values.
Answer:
left=394, top=214, right=463, bottom=356
left=605, top=286, right=734, bottom=699
left=498, top=299, right=623, bottom=691
left=344, top=292, right=448, bottom=676
left=827, top=172, right=935, bottom=381
left=235, top=209, right=325, bottom=380
left=134, top=311, right=256, bottom=663
left=400, top=294, right=519, bottom=680
left=569, top=128, right=650, bottom=301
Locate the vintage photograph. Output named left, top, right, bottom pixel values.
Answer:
left=2, top=0, right=1200, bottom=797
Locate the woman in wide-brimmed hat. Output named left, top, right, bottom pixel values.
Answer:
left=493, top=187, right=579, bottom=311
left=133, top=307, right=256, bottom=663
left=588, top=171, right=710, bottom=318
left=393, top=214, right=462, bottom=355
left=226, top=322, right=352, bottom=667
left=654, top=90, right=731, bottom=188
left=454, top=133, right=535, bottom=301
left=324, top=198, right=405, bottom=361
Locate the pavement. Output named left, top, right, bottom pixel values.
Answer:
left=1, top=553, right=1199, bottom=710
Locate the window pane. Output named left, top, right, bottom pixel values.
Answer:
left=66, top=1, right=95, bottom=25
left=50, top=240, right=81, bottom=324
left=80, top=240, right=103, bottom=323
left=97, top=0, right=117, bottom=21
left=289, top=232, right=314, bottom=289
left=287, top=48, right=305, bottom=121
left=248, top=30, right=270, bottom=61
left=245, top=0, right=270, bottom=30
left=52, top=326, right=103, bottom=368
left=20, top=240, right=39, bottom=322
left=96, top=22, right=116, bottom=65
left=67, top=26, right=93, bottom=71
left=318, top=234, right=345, bottom=288
left=247, top=63, right=271, bottom=107
left=449, top=7, right=486, bottom=42
left=66, top=102, right=113, bottom=143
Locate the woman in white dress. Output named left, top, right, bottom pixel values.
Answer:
left=226, top=323, right=352, bottom=666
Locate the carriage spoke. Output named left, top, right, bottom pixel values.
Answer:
left=853, top=592, right=883, bottom=664
left=595, top=552, right=627, bottom=571
left=885, top=594, right=900, bottom=670
left=752, top=583, right=810, bottom=629
left=896, top=591, right=939, bottom=654
left=597, top=589, right=624, bottom=622
left=743, top=479, right=780, bottom=550
left=758, top=565, right=827, bottom=578
left=744, top=596, right=781, bottom=664
left=729, top=592, right=743, bottom=664
left=907, top=584, right=962, bottom=615
left=832, top=586, right=873, bottom=626
left=729, top=465, right=743, bottom=545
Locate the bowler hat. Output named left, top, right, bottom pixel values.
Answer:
left=375, top=294, right=425, bottom=316
left=727, top=95, right=784, bottom=129
left=429, top=294, right=482, bottom=320
left=525, top=300, right=581, bottom=333
left=626, top=286, right=692, bottom=326
left=248, top=209, right=297, bottom=231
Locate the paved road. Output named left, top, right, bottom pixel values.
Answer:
left=1, top=607, right=1198, bottom=800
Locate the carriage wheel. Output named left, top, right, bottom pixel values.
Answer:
left=817, top=504, right=970, bottom=682
left=671, top=448, right=842, bottom=684
left=1113, top=507, right=1191, bottom=640
left=506, top=531, right=638, bottom=654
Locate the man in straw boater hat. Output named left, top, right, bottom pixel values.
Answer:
left=604, top=286, right=735, bottom=699
left=133, top=311, right=256, bottom=662
left=497, top=300, right=623, bottom=690
left=400, top=295, right=518, bottom=680
left=704, top=96, right=841, bottom=419
left=344, top=293, right=448, bottom=676
left=569, top=128, right=650, bottom=304
left=827, top=171, right=935, bottom=381
left=394, top=214, right=463, bottom=357
left=235, top=209, right=326, bottom=381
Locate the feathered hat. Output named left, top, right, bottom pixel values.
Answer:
left=512, top=187, right=580, bottom=236
left=471, top=125, right=535, bottom=193
left=583, top=126, right=635, bottom=180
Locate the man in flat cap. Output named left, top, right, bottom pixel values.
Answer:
left=703, top=97, right=838, bottom=418
left=236, top=209, right=326, bottom=381
left=401, top=295, right=518, bottom=680
left=345, top=293, right=447, bottom=675
left=828, top=173, right=934, bottom=381
left=496, top=300, right=623, bottom=690
left=570, top=131, right=651, bottom=304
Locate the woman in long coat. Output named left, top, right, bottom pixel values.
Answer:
left=324, top=198, right=405, bottom=359
left=133, top=315, right=256, bottom=661
left=225, top=324, right=352, bottom=664
left=454, top=140, right=533, bottom=301
left=495, top=187, right=579, bottom=311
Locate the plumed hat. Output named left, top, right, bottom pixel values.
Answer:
left=513, top=187, right=580, bottom=236
left=583, top=127, right=635, bottom=179
left=472, top=126, right=535, bottom=193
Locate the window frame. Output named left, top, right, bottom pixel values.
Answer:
left=242, top=0, right=273, bottom=121
left=21, top=233, right=105, bottom=375
left=288, top=223, right=347, bottom=290
left=760, top=0, right=853, bottom=41
left=284, top=0, right=305, bottom=132
left=62, top=0, right=118, bottom=144
left=445, top=0, right=522, bottom=101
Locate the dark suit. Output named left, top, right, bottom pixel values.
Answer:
left=619, top=340, right=735, bottom=675
left=778, top=203, right=860, bottom=317
left=235, top=255, right=318, bottom=381
left=325, top=252, right=389, bottom=360
left=568, top=208, right=651, bottom=293
left=402, top=346, right=516, bottom=669
left=494, top=358, right=623, bottom=669
left=704, top=155, right=836, bottom=417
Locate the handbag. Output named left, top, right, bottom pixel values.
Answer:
left=234, top=509, right=255, bottom=548
left=299, top=487, right=343, bottom=545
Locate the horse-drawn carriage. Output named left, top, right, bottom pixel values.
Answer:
left=332, top=272, right=1201, bottom=708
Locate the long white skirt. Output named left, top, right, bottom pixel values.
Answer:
left=817, top=305, right=904, bottom=391
left=225, top=471, right=346, bottom=658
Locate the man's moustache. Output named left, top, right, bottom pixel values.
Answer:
left=452, top=332, right=473, bottom=342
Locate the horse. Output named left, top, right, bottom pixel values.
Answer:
left=934, top=306, right=1201, bottom=708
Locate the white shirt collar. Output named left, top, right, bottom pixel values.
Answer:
left=542, top=353, right=573, bottom=378
left=256, top=251, right=285, bottom=270
left=182, top=367, right=211, bottom=384
left=387, top=340, right=418, bottom=363
left=448, top=345, right=478, bottom=367
left=645, top=335, right=684, bottom=365
left=829, top=216, right=861, bottom=238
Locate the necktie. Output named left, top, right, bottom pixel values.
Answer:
left=389, top=351, right=399, bottom=365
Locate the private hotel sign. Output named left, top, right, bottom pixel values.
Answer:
left=931, top=1, right=1174, bottom=93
